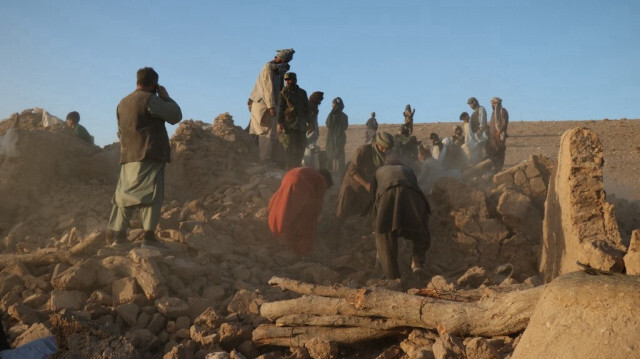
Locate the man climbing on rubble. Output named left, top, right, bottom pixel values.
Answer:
left=371, top=164, right=430, bottom=279
left=268, top=167, right=333, bottom=256
left=248, top=48, right=295, bottom=163
left=277, top=72, right=310, bottom=169
left=65, top=111, right=94, bottom=145
left=107, top=67, right=182, bottom=248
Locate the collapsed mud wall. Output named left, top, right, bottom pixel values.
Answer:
left=539, top=127, right=626, bottom=283
left=0, top=129, right=118, bottom=232
left=166, top=115, right=257, bottom=203
left=427, top=155, right=553, bottom=279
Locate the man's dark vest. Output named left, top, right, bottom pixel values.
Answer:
left=117, top=90, right=171, bottom=164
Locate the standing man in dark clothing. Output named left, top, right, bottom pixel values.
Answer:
left=371, top=164, right=431, bottom=279
left=365, top=111, right=378, bottom=143
left=403, top=104, right=415, bottom=135
left=108, top=67, right=182, bottom=248
left=277, top=72, right=310, bottom=169
left=486, top=97, right=509, bottom=172
left=306, top=91, right=324, bottom=147
left=325, top=97, right=349, bottom=174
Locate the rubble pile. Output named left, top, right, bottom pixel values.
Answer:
left=427, top=155, right=553, bottom=279
left=0, top=108, right=65, bottom=134
left=0, top=111, right=638, bottom=358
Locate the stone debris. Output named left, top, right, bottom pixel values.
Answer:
left=0, top=112, right=638, bottom=358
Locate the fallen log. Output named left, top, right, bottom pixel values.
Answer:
left=70, top=230, right=106, bottom=256
left=268, top=276, right=359, bottom=298
left=0, top=249, right=69, bottom=269
left=275, top=314, right=410, bottom=331
left=252, top=325, right=399, bottom=347
left=262, top=276, right=545, bottom=337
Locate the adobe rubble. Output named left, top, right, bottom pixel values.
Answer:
left=0, top=112, right=638, bottom=358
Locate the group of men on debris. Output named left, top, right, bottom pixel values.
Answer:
left=247, top=49, right=349, bottom=173
left=101, top=48, right=509, bottom=283
left=241, top=49, right=429, bottom=279
left=260, top=49, right=510, bottom=281
left=416, top=97, right=510, bottom=194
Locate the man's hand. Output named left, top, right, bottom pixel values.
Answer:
left=156, top=85, right=170, bottom=100
left=364, top=182, right=371, bottom=192
left=269, top=108, right=276, bottom=117
left=277, top=123, right=283, bottom=134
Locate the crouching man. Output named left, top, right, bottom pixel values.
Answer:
left=268, top=167, right=333, bottom=256
left=371, top=164, right=431, bottom=279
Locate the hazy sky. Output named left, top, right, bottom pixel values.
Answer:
left=1, top=0, right=638, bottom=146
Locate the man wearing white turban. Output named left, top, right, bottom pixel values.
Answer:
left=248, top=48, right=295, bottom=162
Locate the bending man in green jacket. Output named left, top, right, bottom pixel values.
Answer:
left=65, top=111, right=94, bottom=145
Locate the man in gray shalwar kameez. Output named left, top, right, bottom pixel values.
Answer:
left=108, top=67, right=182, bottom=247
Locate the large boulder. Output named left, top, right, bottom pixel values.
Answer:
left=512, top=272, right=640, bottom=359
left=539, top=128, right=626, bottom=282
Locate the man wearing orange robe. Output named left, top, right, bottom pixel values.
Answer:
left=268, top=167, right=332, bottom=256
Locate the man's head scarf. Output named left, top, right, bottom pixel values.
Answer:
left=276, top=48, right=295, bottom=62
left=271, top=62, right=290, bottom=76
left=467, top=97, right=478, bottom=106
left=331, top=97, right=344, bottom=113
left=309, top=91, right=324, bottom=104
left=372, top=131, right=394, bottom=167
